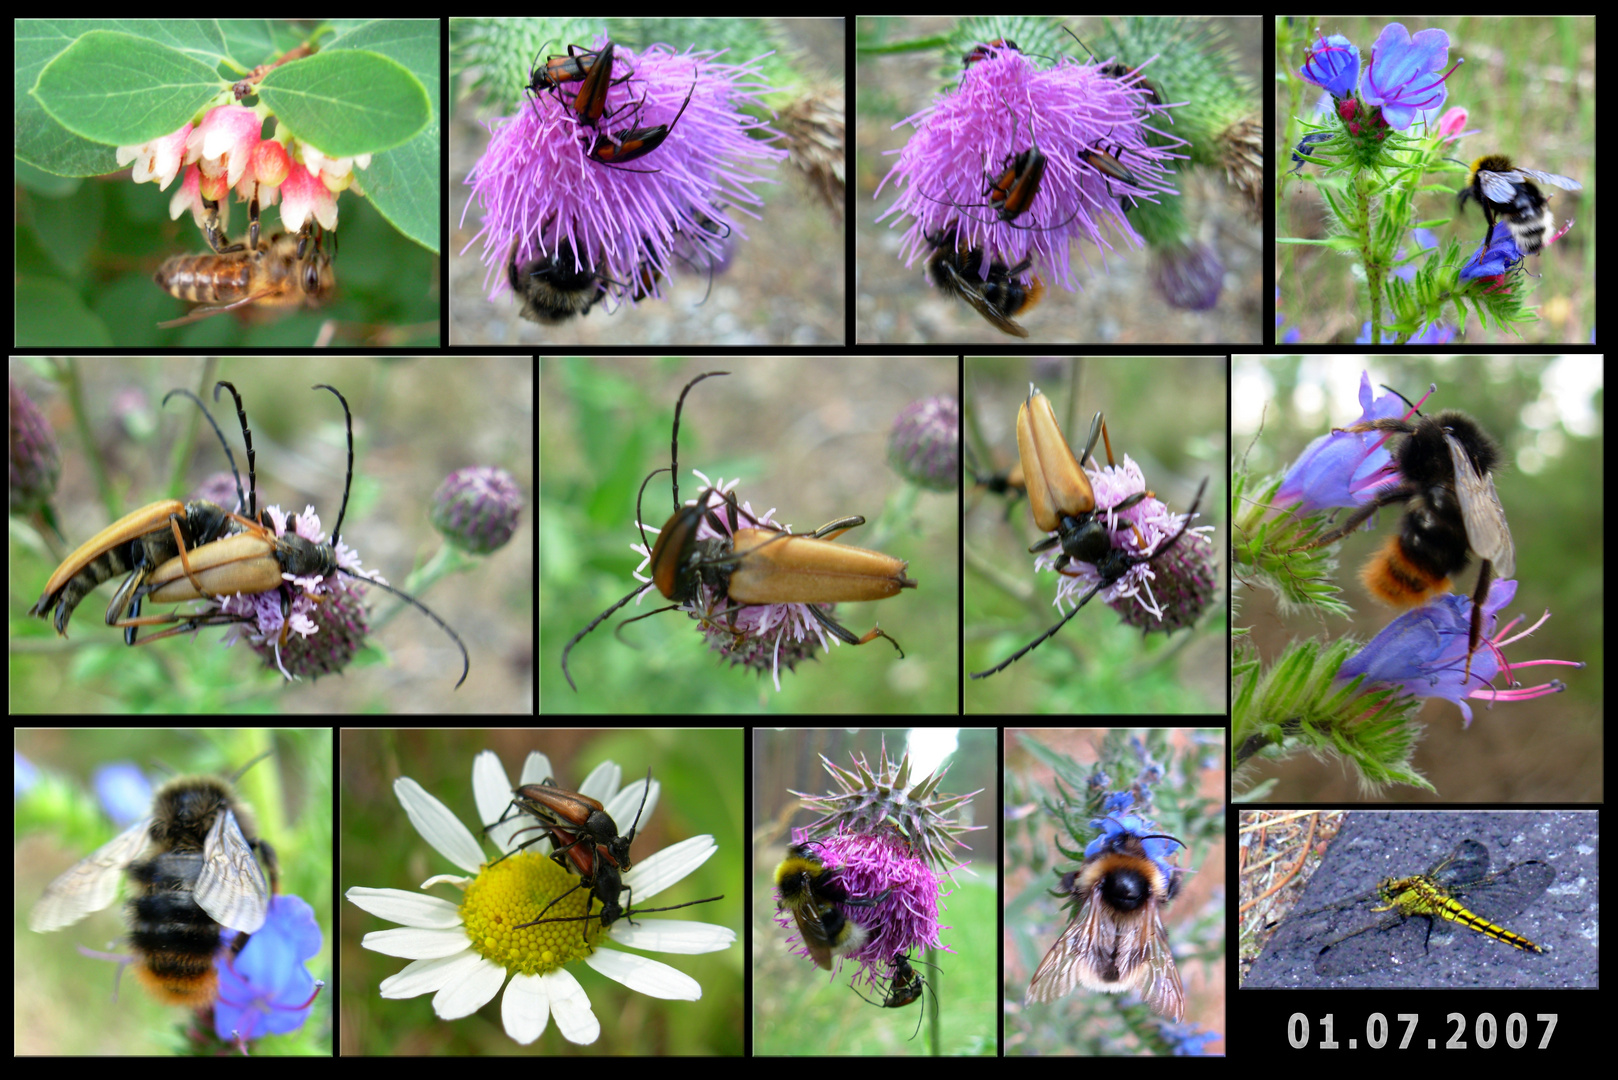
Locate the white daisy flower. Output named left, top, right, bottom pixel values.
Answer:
left=346, top=750, right=733, bottom=1046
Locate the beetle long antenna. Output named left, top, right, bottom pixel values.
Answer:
left=668, top=371, right=728, bottom=511
left=341, top=569, right=471, bottom=689
left=212, top=381, right=258, bottom=523
left=162, top=387, right=247, bottom=516
left=561, top=582, right=656, bottom=691
left=312, top=384, right=354, bottom=545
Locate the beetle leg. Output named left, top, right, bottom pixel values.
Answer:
left=804, top=604, right=906, bottom=658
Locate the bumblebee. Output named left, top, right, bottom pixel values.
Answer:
left=1025, top=823, right=1186, bottom=1021
left=507, top=236, right=609, bottom=323
left=924, top=230, right=1044, bottom=339
left=1459, top=154, right=1582, bottom=257
left=1305, top=390, right=1514, bottom=688
left=774, top=842, right=892, bottom=969
left=29, top=753, right=279, bottom=1008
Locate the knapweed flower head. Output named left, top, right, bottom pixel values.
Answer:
left=347, top=751, right=732, bottom=1047
left=629, top=471, right=833, bottom=692
left=792, top=740, right=984, bottom=877
left=206, top=504, right=373, bottom=683
left=877, top=41, right=1180, bottom=292
left=1037, top=456, right=1215, bottom=632
left=465, top=41, right=786, bottom=313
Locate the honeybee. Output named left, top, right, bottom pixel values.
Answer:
left=1025, top=817, right=1187, bottom=1021
left=29, top=753, right=279, bottom=1008
left=155, top=224, right=334, bottom=328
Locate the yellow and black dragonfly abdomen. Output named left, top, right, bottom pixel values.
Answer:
left=1289, top=838, right=1554, bottom=976
left=1373, top=871, right=1545, bottom=953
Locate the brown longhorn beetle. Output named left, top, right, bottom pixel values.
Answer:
left=38, top=381, right=471, bottom=687
left=482, top=768, right=722, bottom=941
left=560, top=371, right=918, bottom=691
left=971, top=385, right=1209, bottom=678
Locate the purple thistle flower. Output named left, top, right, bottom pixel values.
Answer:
left=463, top=41, right=785, bottom=312
left=876, top=47, right=1181, bottom=291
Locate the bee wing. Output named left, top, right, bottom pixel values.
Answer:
left=157, top=287, right=278, bottom=328
left=1025, top=895, right=1102, bottom=1004
left=1445, top=434, right=1515, bottom=576
left=1517, top=169, right=1582, bottom=192
left=952, top=273, right=1031, bottom=338
left=964, top=294, right=1030, bottom=337
left=1139, top=898, right=1185, bottom=1023
left=29, top=816, right=154, bottom=932
left=1476, top=171, right=1521, bottom=204
left=788, top=901, right=836, bottom=969
left=193, top=806, right=269, bottom=933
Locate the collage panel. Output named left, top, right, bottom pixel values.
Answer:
left=340, top=729, right=742, bottom=1055
left=1276, top=16, right=1592, bottom=344
left=856, top=16, right=1262, bottom=345
left=1006, top=727, right=1226, bottom=1055
left=15, top=19, right=440, bottom=349
left=965, top=356, right=1227, bottom=714
left=17, top=727, right=332, bottom=1055
left=1243, top=810, right=1591, bottom=992
left=448, top=19, right=844, bottom=346
left=1231, top=356, right=1601, bottom=802
left=540, top=357, right=958, bottom=714
left=754, top=728, right=998, bottom=1054
left=12, top=357, right=531, bottom=715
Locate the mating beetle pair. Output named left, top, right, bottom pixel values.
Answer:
left=30, top=381, right=469, bottom=687
left=484, top=769, right=723, bottom=938
left=524, top=39, right=696, bottom=173
left=560, top=371, right=917, bottom=691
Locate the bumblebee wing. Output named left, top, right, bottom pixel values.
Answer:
left=788, top=899, right=836, bottom=969
left=1517, top=169, right=1582, bottom=192
left=29, top=816, right=154, bottom=932
left=1139, top=897, right=1185, bottom=1022
left=1025, top=895, right=1098, bottom=1004
left=954, top=274, right=1031, bottom=338
left=1475, top=171, right=1521, bottom=204
left=193, top=806, right=269, bottom=933
left=929, top=257, right=1031, bottom=338
left=1446, top=434, right=1515, bottom=576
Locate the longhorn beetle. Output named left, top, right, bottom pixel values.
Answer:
left=559, top=371, right=917, bottom=691
left=485, top=768, right=652, bottom=872
left=28, top=385, right=277, bottom=640
left=115, top=381, right=470, bottom=688
left=525, top=39, right=637, bottom=125
left=971, top=385, right=1209, bottom=678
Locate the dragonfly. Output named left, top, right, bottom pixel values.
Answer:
left=1286, top=838, right=1555, bottom=976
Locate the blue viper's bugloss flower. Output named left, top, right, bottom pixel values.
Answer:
left=876, top=47, right=1181, bottom=291
left=464, top=43, right=785, bottom=309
